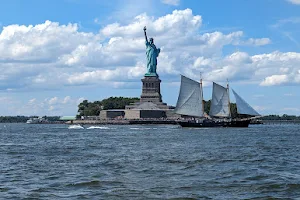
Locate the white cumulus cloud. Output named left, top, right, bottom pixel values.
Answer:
left=260, top=74, right=289, bottom=86
left=48, top=97, right=58, bottom=105
left=0, top=8, right=297, bottom=95
left=287, top=0, right=300, bottom=5
left=161, top=0, right=180, bottom=6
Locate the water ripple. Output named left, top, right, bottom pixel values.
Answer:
left=1, top=123, right=300, bottom=199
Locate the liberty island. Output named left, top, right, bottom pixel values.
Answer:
left=73, top=26, right=259, bottom=127
left=98, top=27, right=176, bottom=121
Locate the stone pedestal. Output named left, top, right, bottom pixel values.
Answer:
left=140, top=76, right=162, bottom=103
left=125, top=75, right=171, bottom=110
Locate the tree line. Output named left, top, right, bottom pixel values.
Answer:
left=0, top=116, right=60, bottom=123
left=77, top=97, right=140, bottom=117
left=261, top=114, right=300, bottom=120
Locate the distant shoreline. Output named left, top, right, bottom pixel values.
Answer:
left=1, top=119, right=300, bottom=124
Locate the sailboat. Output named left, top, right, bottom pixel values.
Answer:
left=175, top=75, right=260, bottom=128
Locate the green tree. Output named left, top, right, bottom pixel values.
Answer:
left=77, top=97, right=139, bottom=117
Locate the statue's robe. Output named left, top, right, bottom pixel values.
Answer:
left=145, top=41, right=160, bottom=74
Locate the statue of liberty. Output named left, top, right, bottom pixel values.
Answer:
left=143, top=26, right=160, bottom=76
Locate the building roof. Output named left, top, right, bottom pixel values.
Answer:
left=59, top=116, right=76, bottom=121
left=102, top=109, right=125, bottom=112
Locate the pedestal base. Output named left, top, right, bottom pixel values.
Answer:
left=125, top=75, right=171, bottom=110
left=140, top=76, right=162, bottom=103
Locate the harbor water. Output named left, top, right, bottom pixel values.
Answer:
left=1, top=123, right=300, bottom=199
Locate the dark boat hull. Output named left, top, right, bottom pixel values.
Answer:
left=129, top=119, right=177, bottom=125
left=178, top=119, right=251, bottom=128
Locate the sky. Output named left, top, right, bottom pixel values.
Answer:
left=0, top=0, right=300, bottom=116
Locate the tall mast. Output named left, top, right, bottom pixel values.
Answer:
left=200, top=72, right=204, bottom=117
left=227, top=79, right=231, bottom=118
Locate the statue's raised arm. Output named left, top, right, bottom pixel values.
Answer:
left=143, top=26, right=148, bottom=43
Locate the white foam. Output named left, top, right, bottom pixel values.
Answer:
left=130, top=128, right=141, bottom=130
left=130, top=127, right=157, bottom=130
left=68, top=125, right=84, bottom=129
left=86, top=126, right=110, bottom=130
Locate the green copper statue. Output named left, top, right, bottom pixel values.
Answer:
left=143, top=26, right=160, bottom=76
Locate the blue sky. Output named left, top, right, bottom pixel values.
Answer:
left=0, top=0, right=300, bottom=116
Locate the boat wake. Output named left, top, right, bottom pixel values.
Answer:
left=130, top=127, right=158, bottom=130
left=86, top=126, right=110, bottom=130
left=68, top=125, right=84, bottom=129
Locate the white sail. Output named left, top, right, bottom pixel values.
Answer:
left=232, top=89, right=260, bottom=116
left=175, top=75, right=204, bottom=117
left=209, top=82, right=231, bottom=117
